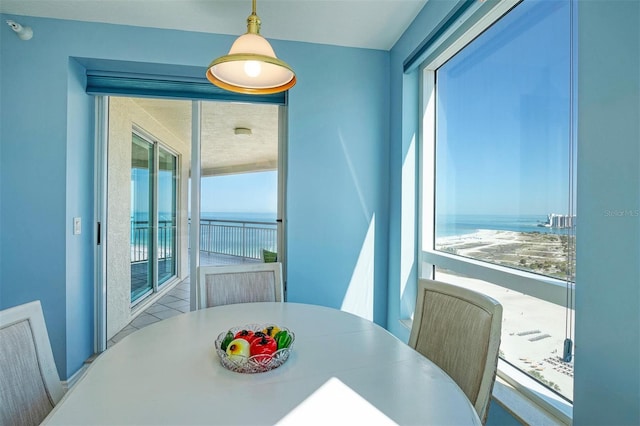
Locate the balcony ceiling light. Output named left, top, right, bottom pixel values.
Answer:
left=206, top=0, right=296, bottom=95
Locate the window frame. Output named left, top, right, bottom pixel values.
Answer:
left=418, top=0, right=574, bottom=310
left=415, top=0, right=575, bottom=421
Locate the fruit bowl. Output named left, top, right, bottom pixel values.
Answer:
left=214, top=324, right=295, bottom=374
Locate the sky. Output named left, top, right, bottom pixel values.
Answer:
left=134, top=169, right=277, bottom=220
left=134, top=0, right=572, bottom=223
left=435, top=0, right=573, bottom=217
left=198, top=171, right=277, bottom=214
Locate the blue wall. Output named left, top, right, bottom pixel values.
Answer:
left=386, top=0, right=464, bottom=343
left=285, top=41, right=390, bottom=325
left=0, top=18, right=70, bottom=375
left=0, top=15, right=390, bottom=379
left=65, top=58, right=96, bottom=375
left=574, top=1, right=640, bottom=424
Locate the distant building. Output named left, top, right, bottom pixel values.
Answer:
left=539, top=213, right=576, bottom=229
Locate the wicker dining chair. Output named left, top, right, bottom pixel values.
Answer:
left=0, top=300, right=65, bottom=426
left=408, top=279, right=502, bottom=424
left=198, top=262, right=283, bottom=309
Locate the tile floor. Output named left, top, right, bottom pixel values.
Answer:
left=107, top=252, right=261, bottom=349
left=107, top=277, right=191, bottom=348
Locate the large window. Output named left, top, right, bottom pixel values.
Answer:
left=420, top=0, right=575, bottom=404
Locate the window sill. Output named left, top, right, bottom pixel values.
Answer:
left=495, top=360, right=572, bottom=425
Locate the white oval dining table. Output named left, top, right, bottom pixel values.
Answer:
left=43, top=302, right=481, bottom=425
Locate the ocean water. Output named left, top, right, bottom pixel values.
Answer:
left=133, top=211, right=277, bottom=222
left=200, top=211, right=277, bottom=223
left=436, top=214, right=571, bottom=238
left=132, top=213, right=570, bottom=258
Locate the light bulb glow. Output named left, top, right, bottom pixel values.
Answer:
left=244, top=60, right=261, bottom=78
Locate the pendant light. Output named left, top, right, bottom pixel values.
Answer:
left=206, top=0, right=296, bottom=95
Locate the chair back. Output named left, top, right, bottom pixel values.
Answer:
left=408, top=279, right=502, bottom=424
left=198, top=263, right=283, bottom=309
left=0, top=300, right=65, bottom=426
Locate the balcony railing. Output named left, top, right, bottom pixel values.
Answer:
left=198, top=218, right=277, bottom=261
left=131, top=218, right=277, bottom=263
left=131, top=220, right=176, bottom=263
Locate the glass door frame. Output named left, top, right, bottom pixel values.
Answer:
left=95, top=96, right=109, bottom=353
left=130, top=130, right=155, bottom=304
left=131, top=125, right=180, bottom=307
left=157, top=145, right=179, bottom=287
left=95, top=96, right=285, bottom=353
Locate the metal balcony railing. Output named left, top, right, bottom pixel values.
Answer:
left=198, top=218, right=277, bottom=260
left=131, top=220, right=177, bottom=263
left=131, top=218, right=277, bottom=263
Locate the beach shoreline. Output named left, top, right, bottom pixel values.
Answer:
left=436, top=229, right=574, bottom=281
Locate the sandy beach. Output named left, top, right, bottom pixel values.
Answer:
left=434, top=230, right=575, bottom=401
left=437, top=229, right=574, bottom=281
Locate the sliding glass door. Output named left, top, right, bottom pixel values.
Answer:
left=130, top=134, right=154, bottom=301
left=158, top=147, right=177, bottom=285
left=97, top=95, right=284, bottom=350
left=130, top=131, right=178, bottom=304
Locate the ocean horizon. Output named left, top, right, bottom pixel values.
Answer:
left=200, top=211, right=277, bottom=223
left=436, top=214, right=572, bottom=238
left=133, top=211, right=278, bottom=223
left=135, top=212, right=571, bottom=238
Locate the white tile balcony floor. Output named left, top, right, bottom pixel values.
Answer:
left=107, top=278, right=191, bottom=348
left=108, top=252, right=262, bottom=348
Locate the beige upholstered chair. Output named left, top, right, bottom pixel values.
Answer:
left=0, top=300, right=65, bottom=426
left=408, top=279, right=502, bottom=424
left=198, top=263, right=283, bottom=309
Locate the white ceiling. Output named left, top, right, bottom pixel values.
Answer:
left=0, top=0, right=427, bottom=50
left=128, top=98, right=280, bottom=177
left=1, top=0, right=427, bottom=176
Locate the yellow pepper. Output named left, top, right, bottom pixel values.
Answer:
left=262, top=325, right=281, bottom=337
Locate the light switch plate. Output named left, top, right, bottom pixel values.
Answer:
left=73, top=217, right=82, bottom=235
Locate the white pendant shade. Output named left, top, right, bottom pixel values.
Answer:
left=230, top=33, right=276, bottom=58
left=206, top=1, right=296, bottom=95
left=208, top=34, right=295, bottom=91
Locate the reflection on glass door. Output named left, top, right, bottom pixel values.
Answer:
left=158, top=147, right=177, bottom=284
left=130, top=131, right=179, bottom=304
left=131, top=134, right=154, bottom=302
